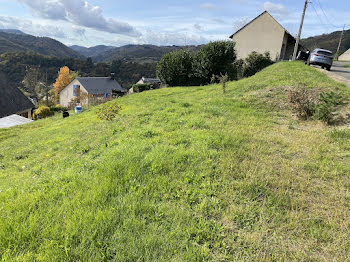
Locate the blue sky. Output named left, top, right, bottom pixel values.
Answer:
left=0, top=0, right=348, bottom=47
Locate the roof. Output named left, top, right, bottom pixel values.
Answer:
left=229, top=11, right=295, bottom=40
left=0, top=114, right=33, bottom=129
left=0, top=73, right=34, bottom=118
left=70, top=77, right=125, bottom=95
left=77, top=77, right=125, bottom=94
left=140, top=77, right=161, bottom=84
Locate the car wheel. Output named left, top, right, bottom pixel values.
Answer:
left=321, top=66, right=324, bottom=69
left=327, top=66, right=331, bottom=71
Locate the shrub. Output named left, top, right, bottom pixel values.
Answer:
left=289, top=86, right=347, bottom=125
left=132, top=83, right=152, bottom=93
left=194, top=41, right=236, bottom=84
left=33, top=106, right=54, bottom=120
left=288, top=86, right=318, bottom=120
left=157, top=50, right=194, bottom=87
left=97, top=102, right=122, bottom=121
left=50, top=105, right=68, bottom=112
left=243, top=52, right=274, bottom=78
left=314, top=91, right=346, bottom=125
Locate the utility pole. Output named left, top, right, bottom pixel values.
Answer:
left=292, top=0, right=308, bottom=61
left=336, top=24, right=345, bottom=60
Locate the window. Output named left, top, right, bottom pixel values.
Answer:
left=73, top=85, right=80, bottom=97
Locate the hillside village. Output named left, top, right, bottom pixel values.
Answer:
left=1, top=1, right=350, bottom=260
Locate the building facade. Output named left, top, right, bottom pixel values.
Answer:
left=59, top=76, right=125, bottom=108
left=230, top=11, right=304, bottom=61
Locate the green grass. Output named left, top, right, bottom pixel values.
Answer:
left=344, top=64, right=350, bottom=69
left=1, top=62, right=350, bottom=261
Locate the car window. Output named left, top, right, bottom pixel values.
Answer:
left=317, top=51, right=332, bottom=56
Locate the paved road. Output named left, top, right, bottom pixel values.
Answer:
left=331, top=62, right=350, bottom=80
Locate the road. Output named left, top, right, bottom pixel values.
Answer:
left=330, top=62, right=350, bottom=80
left=312, top=62, right=350, bottom=87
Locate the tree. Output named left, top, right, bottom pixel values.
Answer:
left=156, top=50, right=194, bottom=86
left=242, top=52, right=274, bottom=78
left=22, top=66, right=43, bottom=102
left=194, top=41, right=236, bottom=84
left=53, top=66, right=77, bottom=98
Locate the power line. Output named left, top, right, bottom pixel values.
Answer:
left=315, top=0, right=339, bottom=28
left=310, top=2, right=329, bottom=33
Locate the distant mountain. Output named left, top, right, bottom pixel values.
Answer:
left=301, top=29, right=350, bottom=55
left=0, top=31, right=82, bottom=58
left=0, top=29, right=26, bottom=35
left=70, top=45, right=115, bottom=58
left=72, top=44, right=201, bottom=63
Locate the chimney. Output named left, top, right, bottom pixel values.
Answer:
left=110, top=73, right=115, bottom=80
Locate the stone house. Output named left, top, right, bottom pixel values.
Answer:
left=59, top=74, right=125, bottom=107
left=230, top=11, right=306, bottom=61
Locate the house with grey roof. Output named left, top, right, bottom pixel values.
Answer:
left=137, top=77, right=161, bottom=85
left=59, top=74, right=126, bottom=107
left=230, top=11, right=307, bottom=61
left=0, top=74, right=34, bottom=119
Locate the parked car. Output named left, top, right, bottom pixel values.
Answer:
left=306, top=48, right=333, bottom=71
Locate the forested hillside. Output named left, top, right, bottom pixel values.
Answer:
left=73, top=44, right=201, bottom=62
left=0, top=32, right=82, bottom=58
left=70, top=45, right=115, bottom=58
left=301, top=29, right=350, bottom=54
left=0, top=52, right=156, bottom=92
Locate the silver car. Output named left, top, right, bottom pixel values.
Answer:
left=307, top=48, right=333, bottom=71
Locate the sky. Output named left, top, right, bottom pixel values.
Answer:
left=0, top=0, right=349, bottom=47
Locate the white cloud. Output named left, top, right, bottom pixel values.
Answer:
left=263, top=2, right=290, bottom=17
left=0, top=16, right=66, bottom=38
left=193, top=23, right=203, bottom=31
left=16, top=0, right=140, bottom=37
left=135, top=30, right=208, bottom=46
left=200, top=3, right=216, bottom=10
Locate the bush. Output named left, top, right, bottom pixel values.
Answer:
left=289, top=86, right=346, bottom=125
left=50, top=105, right=68, bottom=112
left=243, top=52, right=274, bottom=78
left=33, top=106, right=54, bottom=120
left=132, top=83, right=152, bottom=93
left=97, top=102, right=122, bottom=121
left=157, top=50, right=194, bottom=87
left=314, top=91, right=346, bottom=125
left=194, top=41, right=236, bottom=84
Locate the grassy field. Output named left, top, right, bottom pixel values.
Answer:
left=1, top=62, right=350, bottom=261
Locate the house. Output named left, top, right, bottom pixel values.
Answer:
left=136, top=77, right=161, bottom=86
left=0, top=76, right=34, bottom=119
left=230, top=11, right=306, bottom=61
left=339, top=48, right=350, bottom=61
left=59, top=74, right=126, bottom=107
left=129, top=77, right=161, bottom=94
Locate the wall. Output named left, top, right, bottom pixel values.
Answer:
left=59, top=79, right=88, bottom=107
left=231, top=12, right=285, bottom=61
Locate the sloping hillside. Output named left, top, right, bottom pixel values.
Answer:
left=1, top=62, right=350, bottom=261
left=87, top=44, right=201, bottom=62
left=70, top=45, right=115, bottom=58
left=301, top=29, right=350, bottom=54
left=0, top=32, right=82, bottom=58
